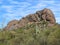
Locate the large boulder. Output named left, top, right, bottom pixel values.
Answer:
left=4, top=8, right=56, bottom=30
left=40, top=8, right=56, bottom=26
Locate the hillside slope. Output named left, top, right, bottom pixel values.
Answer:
left=0, top=8, right=60, bottom=45
left=0, top=22, right=60, bottom=45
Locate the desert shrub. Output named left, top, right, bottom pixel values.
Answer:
left=47, top=29, right=60, bottom=45
left=0, top=23, right=60, bottom=45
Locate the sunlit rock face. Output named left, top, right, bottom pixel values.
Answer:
left=5, top=20, right=19, bottom=30
left=4, top=8, right=56, bottom=30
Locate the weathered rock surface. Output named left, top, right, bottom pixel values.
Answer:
left=4, top=8, right=56, bottom=30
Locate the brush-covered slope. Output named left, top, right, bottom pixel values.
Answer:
left=0, top=22, right=60, bottom=45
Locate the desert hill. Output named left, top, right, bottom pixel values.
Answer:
left=5, top=8, right=56, bottom=30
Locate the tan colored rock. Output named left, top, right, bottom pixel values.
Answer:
left=4, top=8, right=56, bottom=30
left=42, top=8, right=56, bottom=24
left=5, top=20, right=19, bottom=30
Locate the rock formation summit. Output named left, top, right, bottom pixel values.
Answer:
left=5, top=8, right=56, bottom=30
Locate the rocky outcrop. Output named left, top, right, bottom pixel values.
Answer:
left=5, top=20, right=19, bottom=30
left=4, top=8, right=56, bottom=30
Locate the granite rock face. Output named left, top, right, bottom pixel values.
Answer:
left=5, top=20, right=19, bottom=30
left=5, top=8, right=56, bottom=30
